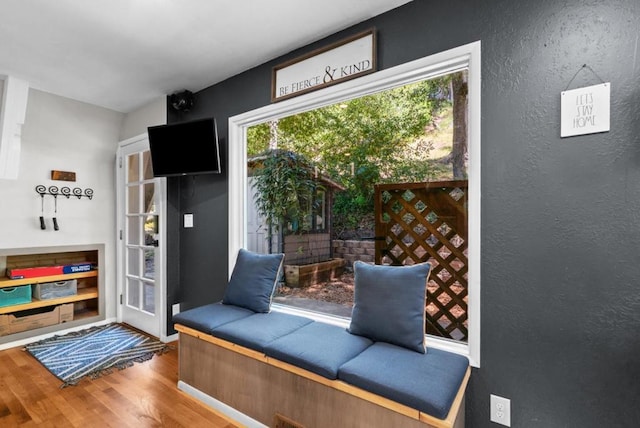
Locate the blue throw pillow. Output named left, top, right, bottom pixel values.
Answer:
left=222, top=248, right=285, bottom=313
left=348, top=261, right=431, bottom=353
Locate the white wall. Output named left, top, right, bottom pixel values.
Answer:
left=119, top=96, right=166, bottom=141
left=0, top=88, right=124, bottom=320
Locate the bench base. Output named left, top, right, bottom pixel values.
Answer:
left=178, top=329, right=466, bottom=428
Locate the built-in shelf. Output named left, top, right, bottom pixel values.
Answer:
left=0, top=287, right=99, bottom=315
left=0, top=245, right=104, bottom=344
left=0, top=270, right=98, bottom=288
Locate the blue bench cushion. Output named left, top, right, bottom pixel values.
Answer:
left=264, top=322, right=373, bottom=379
left=172, top=302, right=254, bottom=333
left=338, top=342, right=469, bottom=420
left=212, top=311, right=314, bottom=353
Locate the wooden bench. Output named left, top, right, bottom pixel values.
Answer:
left=174, top=304, right=469, bottom=428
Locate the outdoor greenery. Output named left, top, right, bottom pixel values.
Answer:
left=248, top=72, right=467, bottom=239
left=250, top=150, right=322, bottom=237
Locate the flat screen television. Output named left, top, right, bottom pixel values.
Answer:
left=148, top=117, right=221, bottom=177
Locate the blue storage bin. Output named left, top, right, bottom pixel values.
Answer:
left=0, top=285, right=32, bottom=307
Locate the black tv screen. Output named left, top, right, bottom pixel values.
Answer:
left=148, top=117, right=221, bottom=177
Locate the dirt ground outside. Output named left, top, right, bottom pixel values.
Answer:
left=276, top=270, right=467, bottom=324
left=277, top=272, right=355, bottom=308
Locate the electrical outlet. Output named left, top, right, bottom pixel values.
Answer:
left=490, top=394, right=511, bottom=426
left=172, top=303, right=181, bottom=316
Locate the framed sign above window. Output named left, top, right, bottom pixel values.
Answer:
left=271, top=29, right=377, bottom=102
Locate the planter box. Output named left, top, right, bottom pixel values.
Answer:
left=284, top=258, right=346, bottom=288
left=0, top=303, right=74, bottom=336
left=283, top=233, right=331, bottom=265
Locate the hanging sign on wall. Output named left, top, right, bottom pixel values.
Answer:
left=560, top=83, right=610, bottom=137
left=272, top=29, right=377, bottom=102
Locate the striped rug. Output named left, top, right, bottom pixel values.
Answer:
left=25, top=323, right=169, bottom=387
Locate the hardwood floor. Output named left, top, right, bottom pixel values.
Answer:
left=0, top=341, right=239, bottom=427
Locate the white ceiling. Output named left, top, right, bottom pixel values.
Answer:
left=0, top=0, right=412, bottom=113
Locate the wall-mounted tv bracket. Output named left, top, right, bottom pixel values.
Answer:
left=35, top=185, right=94, bottom=231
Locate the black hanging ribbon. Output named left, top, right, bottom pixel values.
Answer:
left=564, top=64, right=606, bottom=92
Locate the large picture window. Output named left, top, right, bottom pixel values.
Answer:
left=229, top=41, right=481, bottom=366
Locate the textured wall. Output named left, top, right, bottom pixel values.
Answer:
left=474, top=1, right=640, bottom=426
left=167, top=0, right=640, bottom=426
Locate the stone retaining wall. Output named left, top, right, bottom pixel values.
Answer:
left=332, top=240, right=375, bottom=267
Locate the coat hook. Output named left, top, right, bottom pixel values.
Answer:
left=34, top=184, right=95, bottom=200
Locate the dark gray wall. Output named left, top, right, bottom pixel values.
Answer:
left=167, top=0, right=640, bottom=426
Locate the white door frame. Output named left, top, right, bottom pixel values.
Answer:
left=116, top=133, right=169, bottom=341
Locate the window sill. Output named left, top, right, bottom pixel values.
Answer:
left=271, top=303, right=477, bottom=367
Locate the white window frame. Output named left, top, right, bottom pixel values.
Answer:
left=229, top=41, right=481, bottom=367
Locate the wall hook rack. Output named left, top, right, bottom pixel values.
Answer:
left=35, top=185, right=94, bottom=200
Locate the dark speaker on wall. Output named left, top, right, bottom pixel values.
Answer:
left=169, top=90, right=195, bottom=112
left=147, top=117, right=221, bottom=177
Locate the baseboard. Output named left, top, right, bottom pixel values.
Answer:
left=162, top=332, right=178, bottom=343
left=178, top=380, right=267, bottom=428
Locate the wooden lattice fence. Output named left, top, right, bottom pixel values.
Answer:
left=374, top=180, right=468, bottom=342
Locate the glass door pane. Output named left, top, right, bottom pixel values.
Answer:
left=124, top=149, right=158, bottom=317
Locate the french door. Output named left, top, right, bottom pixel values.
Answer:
left=116, top=136, right=166, bottom=338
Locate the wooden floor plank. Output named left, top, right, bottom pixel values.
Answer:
left=0, top=341, right=239, bottom=428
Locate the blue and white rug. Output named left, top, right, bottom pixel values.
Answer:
left=25, top=323, right=170, bottom=387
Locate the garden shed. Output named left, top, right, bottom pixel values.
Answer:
left=247, top=151, right=346, bottom=286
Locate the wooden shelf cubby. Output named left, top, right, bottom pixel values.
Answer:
left=0, top=270, right=98, bottom=288
left=0, top=245, right=104, bottom=343
left=0, top=286, right=99, bottom=315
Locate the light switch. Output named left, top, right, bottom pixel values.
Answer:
left=184, top=213, right=194, bottom=228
